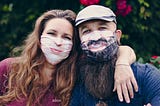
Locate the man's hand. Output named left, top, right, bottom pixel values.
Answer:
left=113, top=64, right=138, bottom=103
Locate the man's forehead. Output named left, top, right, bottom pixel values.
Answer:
left=79, top=20, right=113, bottom=29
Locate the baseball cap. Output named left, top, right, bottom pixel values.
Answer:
left=75, top=5, right=117, bottom=26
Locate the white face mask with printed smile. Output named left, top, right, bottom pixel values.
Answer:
left=40, top=34, right=73, bottom=65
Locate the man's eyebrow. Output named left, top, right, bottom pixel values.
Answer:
left=79, top=24, right=88, bottom=31
left=98, top=21, right=108, bottom=26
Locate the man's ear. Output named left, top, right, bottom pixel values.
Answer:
left=115, top=30, right=122, bottom=43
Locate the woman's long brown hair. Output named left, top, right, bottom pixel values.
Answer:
left=0, top=9, right=79, bottom=106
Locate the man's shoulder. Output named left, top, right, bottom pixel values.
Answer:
left=131, top=62, right=160, bottom=81
left=131, top=63, right=160, bottom=105
left=131, top=62, right=158, bottom=72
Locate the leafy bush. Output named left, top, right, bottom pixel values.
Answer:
left=0, top=0, right=80, bottom=60
left=104, top=0, right=160, bottom=60
left=138, top=55, right=160, bottom=70
left=149, top=56, right=160, bottom=69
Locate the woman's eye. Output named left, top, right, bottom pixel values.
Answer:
left=47, top=32, right=56, bottom=36
left=63, top=36, right=72, bottom=40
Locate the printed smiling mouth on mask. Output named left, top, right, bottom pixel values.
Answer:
left=40, top=34, right=73, bottom=65
left=87, top=38, right=109, bottom=51
left=81, top=35, right=119, bottom=62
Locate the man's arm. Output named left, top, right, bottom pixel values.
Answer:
left=113, top=46, right=138, bottom=103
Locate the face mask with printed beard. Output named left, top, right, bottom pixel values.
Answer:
left=79, top=52, right=117, bottom=102
left=80, top=30, right=119, bottom=62
left=40, top=34, right=73, bottom=65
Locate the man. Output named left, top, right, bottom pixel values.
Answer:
left=70, top=5, right=160, bottom=106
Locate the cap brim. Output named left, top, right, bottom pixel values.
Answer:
left=75, top=17, right=116, bottom=26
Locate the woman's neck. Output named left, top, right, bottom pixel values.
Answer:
left=42, top=62, right=55, bottom=85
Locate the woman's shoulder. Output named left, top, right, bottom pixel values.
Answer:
left=0, top=58, right=14, bottom=73
left=0, top=57, right=14, bottom=64
left=0, top=58, right=14, bottom=95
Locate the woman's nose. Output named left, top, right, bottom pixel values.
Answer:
left=55, top=38, right=63, bottom=46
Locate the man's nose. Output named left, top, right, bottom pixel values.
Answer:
left=89, top=31, right=101, bottom=40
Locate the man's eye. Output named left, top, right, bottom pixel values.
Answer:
left=98, top=27, right=107, bottom=31
left=82, top=30, right=91, bottom=35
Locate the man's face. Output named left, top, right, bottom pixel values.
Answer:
left=78, top=20, right=121, bottom=51
left=78, top=20, right=119, bottom=52
left=78, top=20, right=116, bottom=38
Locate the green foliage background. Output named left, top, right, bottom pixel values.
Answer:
left=0, top=0, right=160, bottom=61
left=0, top=0, right=80, bottom=60
left=105, top=0, right=160, bottom=61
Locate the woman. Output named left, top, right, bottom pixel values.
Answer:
left=0, top=9, right=136, bottom=106
left=0, top=9, right=78, bottom=106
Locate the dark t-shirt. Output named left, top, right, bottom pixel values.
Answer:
left=70, top=62, right=160, bottom=106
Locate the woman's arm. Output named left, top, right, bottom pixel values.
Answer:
left=113, top=46, right=138, bottom=103
left=116, top=46, right=136, bottom=65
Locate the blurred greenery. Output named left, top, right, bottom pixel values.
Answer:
left=0, top=0, right=80, bottom=60
left=105, top=0, right=160, bottom=62
left=0, top=0, right=160, bottom=62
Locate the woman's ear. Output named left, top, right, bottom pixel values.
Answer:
left=115, top=29, right=122, bottom=43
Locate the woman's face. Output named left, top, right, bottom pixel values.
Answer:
left=42, top=18, right=73, bottom=42
left=40, top=18, right=74, bottom=65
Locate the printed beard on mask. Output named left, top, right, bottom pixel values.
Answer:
left=81, top=36, right=119, bottom=62
left=78, top=55, right=117, bottom=100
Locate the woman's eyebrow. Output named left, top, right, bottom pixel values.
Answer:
left=49, top=29, right=57, bottom=32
